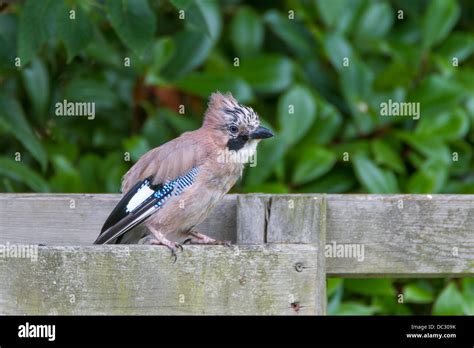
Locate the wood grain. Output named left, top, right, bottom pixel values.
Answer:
left=1, top=194, right=473, bottom=276
left=0, top=193, right=237, bottom=245
left=325, top=194, right=474, bottom=277
left=267, top=194, right=324, bottom=244
left=0, top=244, right=321, bottom=315
left=236, top=194, right=268, bottom=244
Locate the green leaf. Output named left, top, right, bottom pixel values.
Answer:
left=340, top=58, right=375, bottom=135
left=158, top=108, right=200, bottom=135
left=0, top=14, right=18, bottom=72
left=332, top=302, right=379, bottom=315
left=57, top=3, right=93, bottom=61
left=175, top=72, right=253, bottom=103
left=292, top=146, right=336, bottom=185
left=151, top=37, right=175, bottom=71
left=309, top=98, right=342, bottom=145
left=78, top=154, right=103, bottom=193
left=230, top=7, right=264, bottom=58
left=404, top=284, right=434, bottom=304
left=300, top=169, right=356, bottom=193
left=345, top=279, right=395, bottom=296
left=372, top=295, right=412, bottom=315
left=142, top=111, right=174, bottom=147
left=106, top=0, right=156, bottom=55
left=0, top=157, right=49, bottom=192
left=18, top=0, right=61, bottom=64
left=327, top=279, right=343, bottom=297
left=353, top=154, right=399, bottom=193
left=449, top=141, right=473, bottom=176
left=323, top=32, right=353, bottom=72
left=21, top=57, right=49, bottom=121
left=328, top=282, right=344, bottom=315
left=438, top=32, right=474, bottom=63
left=243, top=182, right=289, bottom=194
left=333, top=140, right=370, bottom=160
left=264, top=10, right=314, bottom=57
left=458, top=70, right=474, bottom=96
left=371, top=139, right=405, bottom=174
left=185, top=0, right=221, bottom=41
left=407, top=171, right=436, bottom=194
left=278, top=85, right=316, bottom=144
left=433, top=282, right=465, bottom=315
left=236, top=55, right=293, bottom=94
left=416, top=108, right=469, bottom=141
left=314, top=0, right=347, bottom=28
left=420, top=159, right=449, bottom=193
left=396, top=132, right=451, bottom=164
left=100, top=153, right=128, bottom=193
left=314, top=0, right=363, bottom=34
left=374, top=61, right=414, bottom=89
left=0, top=96, right=47, bottom=171
left=64, top=79, right=120, bottom=110
left=461, top=279, right=474, bottom=315
left=162, top=30, right=213, bottom=80
left=49, top=155, right=82, bottom=193
left=340, top=57, right=374, bottom=107
left=422, top=0, right=460, bottom=48
left=409, top=76, right=465, bottom=115
left=84, top=35, right=122, bottom=68
left=123, top=136, right=150, bottom=162
left=169, top=0, right=193, bottom=10
left=355, top=2, right=393, bottom=41
left=462, top=278, right=474, bottom=297
left=44, top=138, right=79, bottom=162
left=145, top=37, right=175, bottom=84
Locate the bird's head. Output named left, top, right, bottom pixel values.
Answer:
left=203, top=92, right=273, bottom=152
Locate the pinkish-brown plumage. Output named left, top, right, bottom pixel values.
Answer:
left=94, top=92, right=273, bottom=256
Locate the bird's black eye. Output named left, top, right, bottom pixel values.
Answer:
left=229, top=125, right=239, bottom=134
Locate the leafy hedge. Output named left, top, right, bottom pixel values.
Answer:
left=0, top=0, right=473, bottom=315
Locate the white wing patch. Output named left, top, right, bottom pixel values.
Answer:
left=126, top=185, right=155, bottom=213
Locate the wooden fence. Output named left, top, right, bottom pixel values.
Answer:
left=0, top=194, right=473, bottom=315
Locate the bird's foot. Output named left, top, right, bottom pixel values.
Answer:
left=184, top=231, right=231, bottom=247
left=149, top=238, right=183, bottom=263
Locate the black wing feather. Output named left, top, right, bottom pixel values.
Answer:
left=94, top=196, right=159, bottom=244
left=101, top=177, right=151, bottom=233
left=95, top=167, right=200, bottom=245
left=95, top=176, right=167, bottom=244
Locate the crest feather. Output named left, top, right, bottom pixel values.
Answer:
left=204, top=91, right=237, bottom=127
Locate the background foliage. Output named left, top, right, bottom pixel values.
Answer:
left=0, top=0, right=473, bottom=315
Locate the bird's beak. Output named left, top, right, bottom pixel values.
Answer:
left=250, top=126, right=274, bottom=139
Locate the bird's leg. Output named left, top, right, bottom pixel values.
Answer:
left=184, top=230, right=231, bottom=247
left=147, top=227, right=183, bottom=263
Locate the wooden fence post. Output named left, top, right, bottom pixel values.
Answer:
left=236, top=194, right=327, bottom=315
left=236, top=194, right=268, bottom=244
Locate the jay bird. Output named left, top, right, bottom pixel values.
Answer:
left=94, top=92, right=273, bottom=259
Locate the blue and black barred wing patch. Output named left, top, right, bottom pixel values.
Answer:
left=94, top=167, right=200, bottom=244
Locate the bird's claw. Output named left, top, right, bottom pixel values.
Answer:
left=214, top=240, right=232, bottom=247
left=170, top=249, right=178, bottom=263
left=149, top=238, right=183, bottom=263
left=170, top=243, right=183, bottom=263
left=216, top=240, right=232, bottom=248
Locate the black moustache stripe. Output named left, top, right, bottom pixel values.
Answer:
left=227, top=135, right=247, bottom=151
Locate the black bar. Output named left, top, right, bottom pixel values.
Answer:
left=0, top=315, right=473, bottom=346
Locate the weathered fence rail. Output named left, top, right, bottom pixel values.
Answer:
left=0, top=194, right=473, bottom=315
left=0, top=244, right=320, bottom=315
